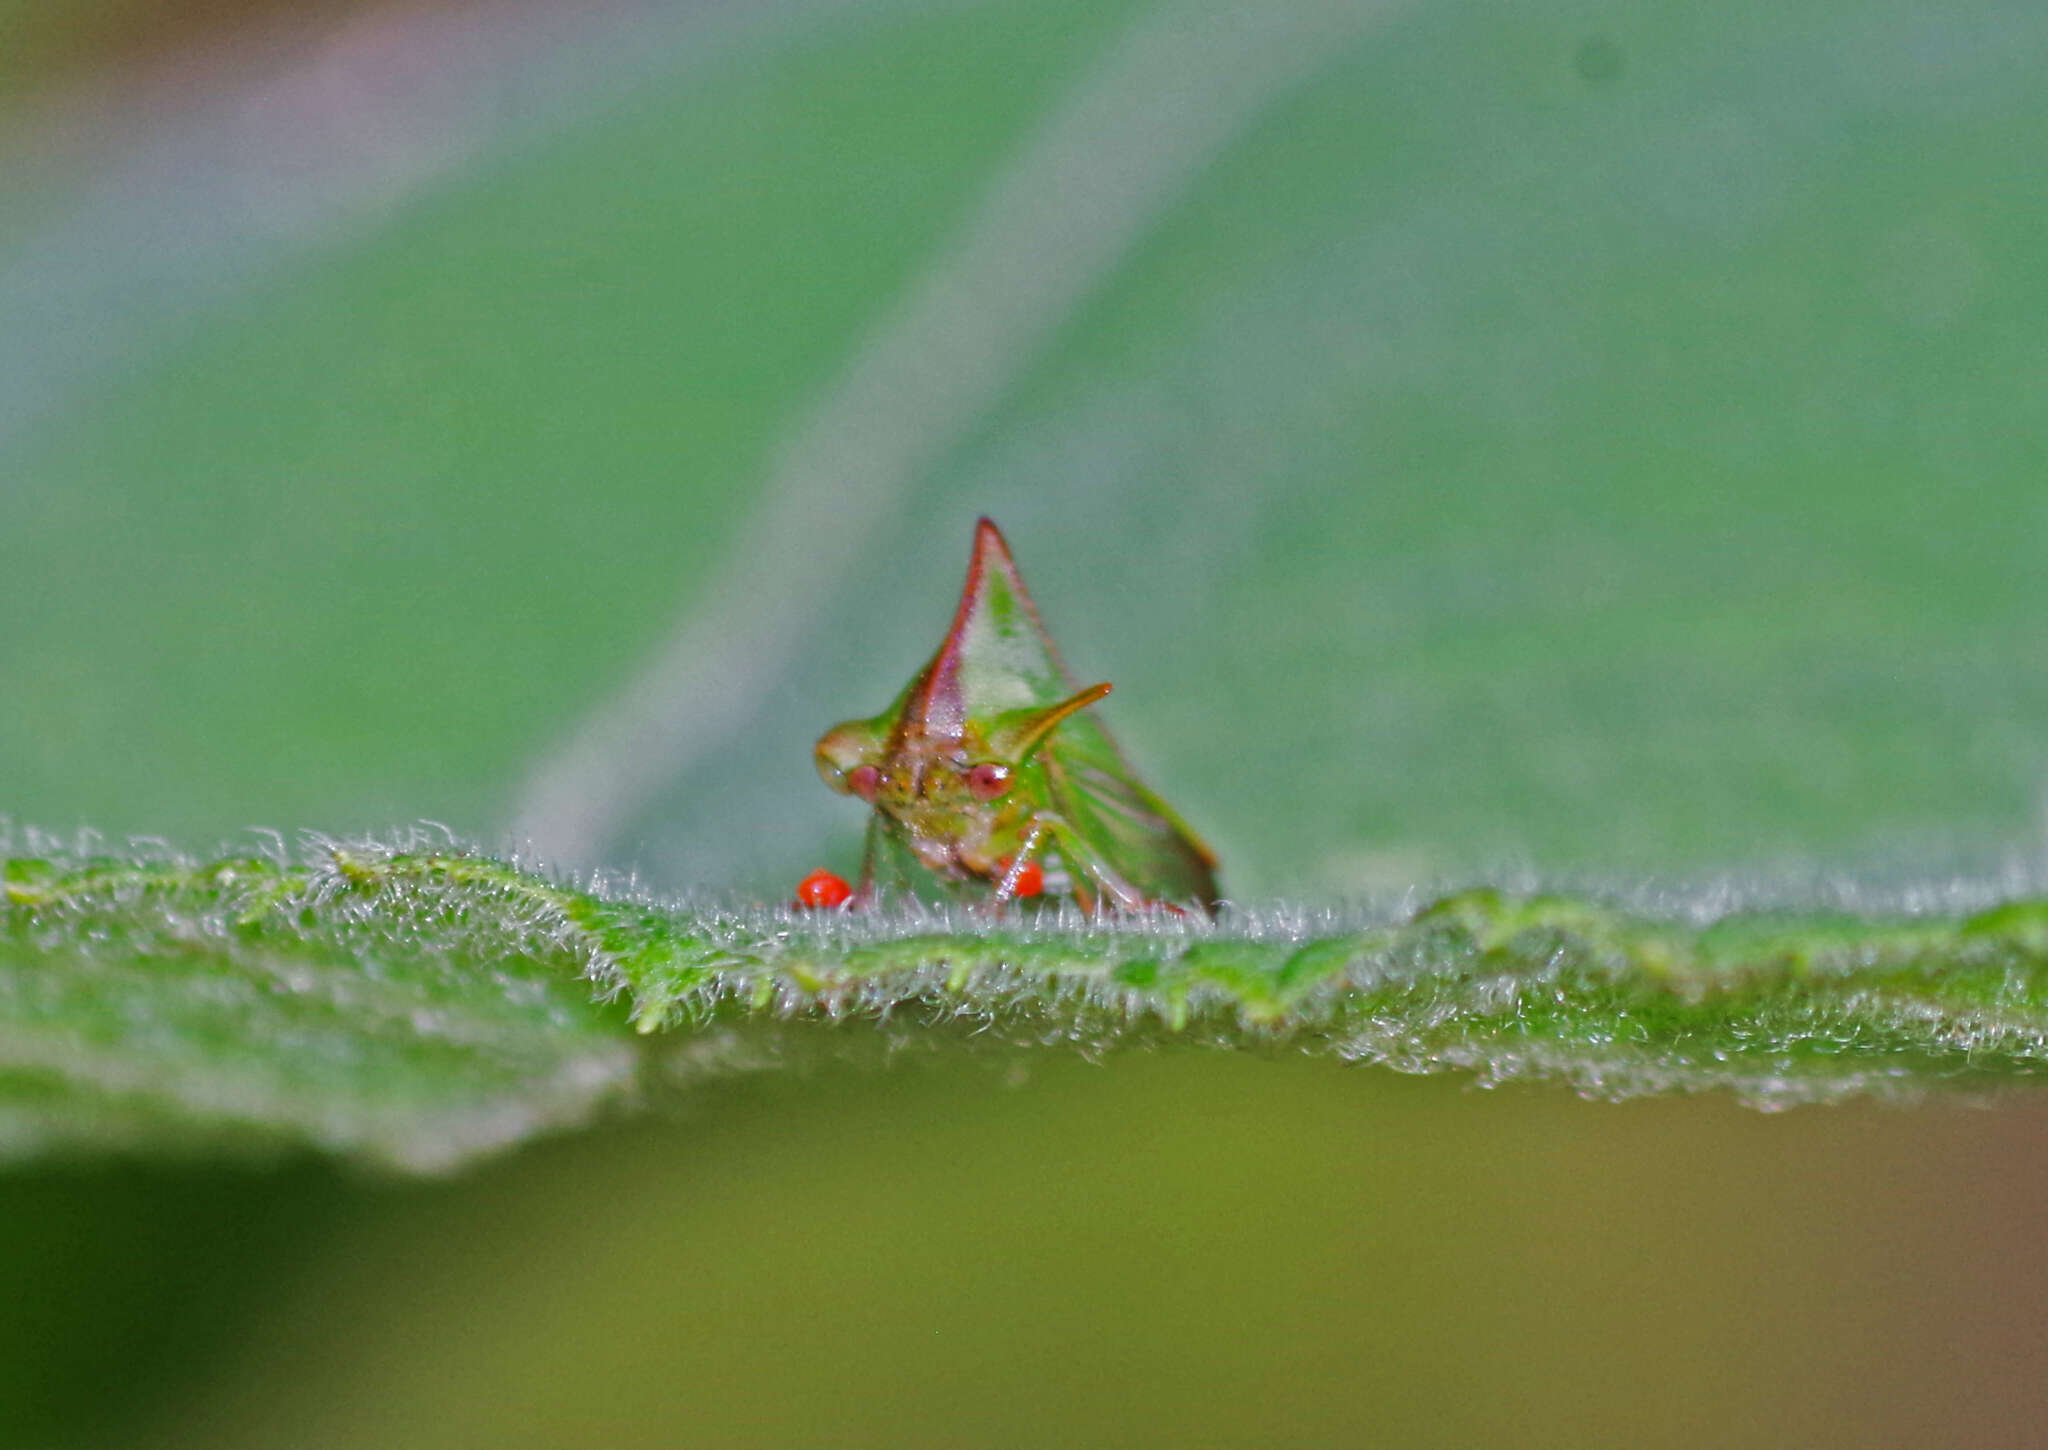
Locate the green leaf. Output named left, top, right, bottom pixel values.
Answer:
left=0, top=842, right=638, bottom=1171
left=610, top=886, right=2048, bottom=1107
left=9, top=840, right=2048, bottom=1170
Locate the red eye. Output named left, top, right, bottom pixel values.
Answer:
left=846, top=765, right=881, bottom=801
left=966, top=763, right=1012, bottom=800
left=794, top=868, right=853, bottom=909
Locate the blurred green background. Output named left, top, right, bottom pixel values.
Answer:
left=7, top=0, right=2048, bottom=1443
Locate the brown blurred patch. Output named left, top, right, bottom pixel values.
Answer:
left=0, top=0, right=510, bottom=190
left=1, top=0, right=466, bottom=95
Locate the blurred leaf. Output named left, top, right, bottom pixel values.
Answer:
left=9, top=838, right=2048, bottom=1172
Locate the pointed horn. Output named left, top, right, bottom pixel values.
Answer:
left=904, top=518, right=1053, bottom=742
left=994, top=682, right=1112, bottom=762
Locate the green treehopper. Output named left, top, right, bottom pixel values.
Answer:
left=801, top=519, right=1220, bottom=914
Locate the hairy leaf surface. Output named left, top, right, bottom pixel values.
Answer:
left=9, top=840, right=2048, bottom=1168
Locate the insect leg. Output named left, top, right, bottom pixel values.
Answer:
left=1028, top=811, right=1151, bottom=913
left=992, top=822, right=1050, bottom=904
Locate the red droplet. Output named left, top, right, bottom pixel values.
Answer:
left=794, top=868, right=853, bottom=909
left=1005, top=858, right=1045, bottom=898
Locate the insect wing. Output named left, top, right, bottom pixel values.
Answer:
left=1039, top=708, right=1220, bottom=910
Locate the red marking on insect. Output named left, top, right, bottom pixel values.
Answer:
left=794, top=868, right=853, bottom=910
left=999, top=857, right=1045, bottom=899
left=966, top=762, right=1012, bottom=801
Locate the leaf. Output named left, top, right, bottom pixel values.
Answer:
left=9, top=840, right=2048, bottom=1172
left=0, top=843, right=638, bottom=1171
left=611, top=885, right=2048, bottom=1107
